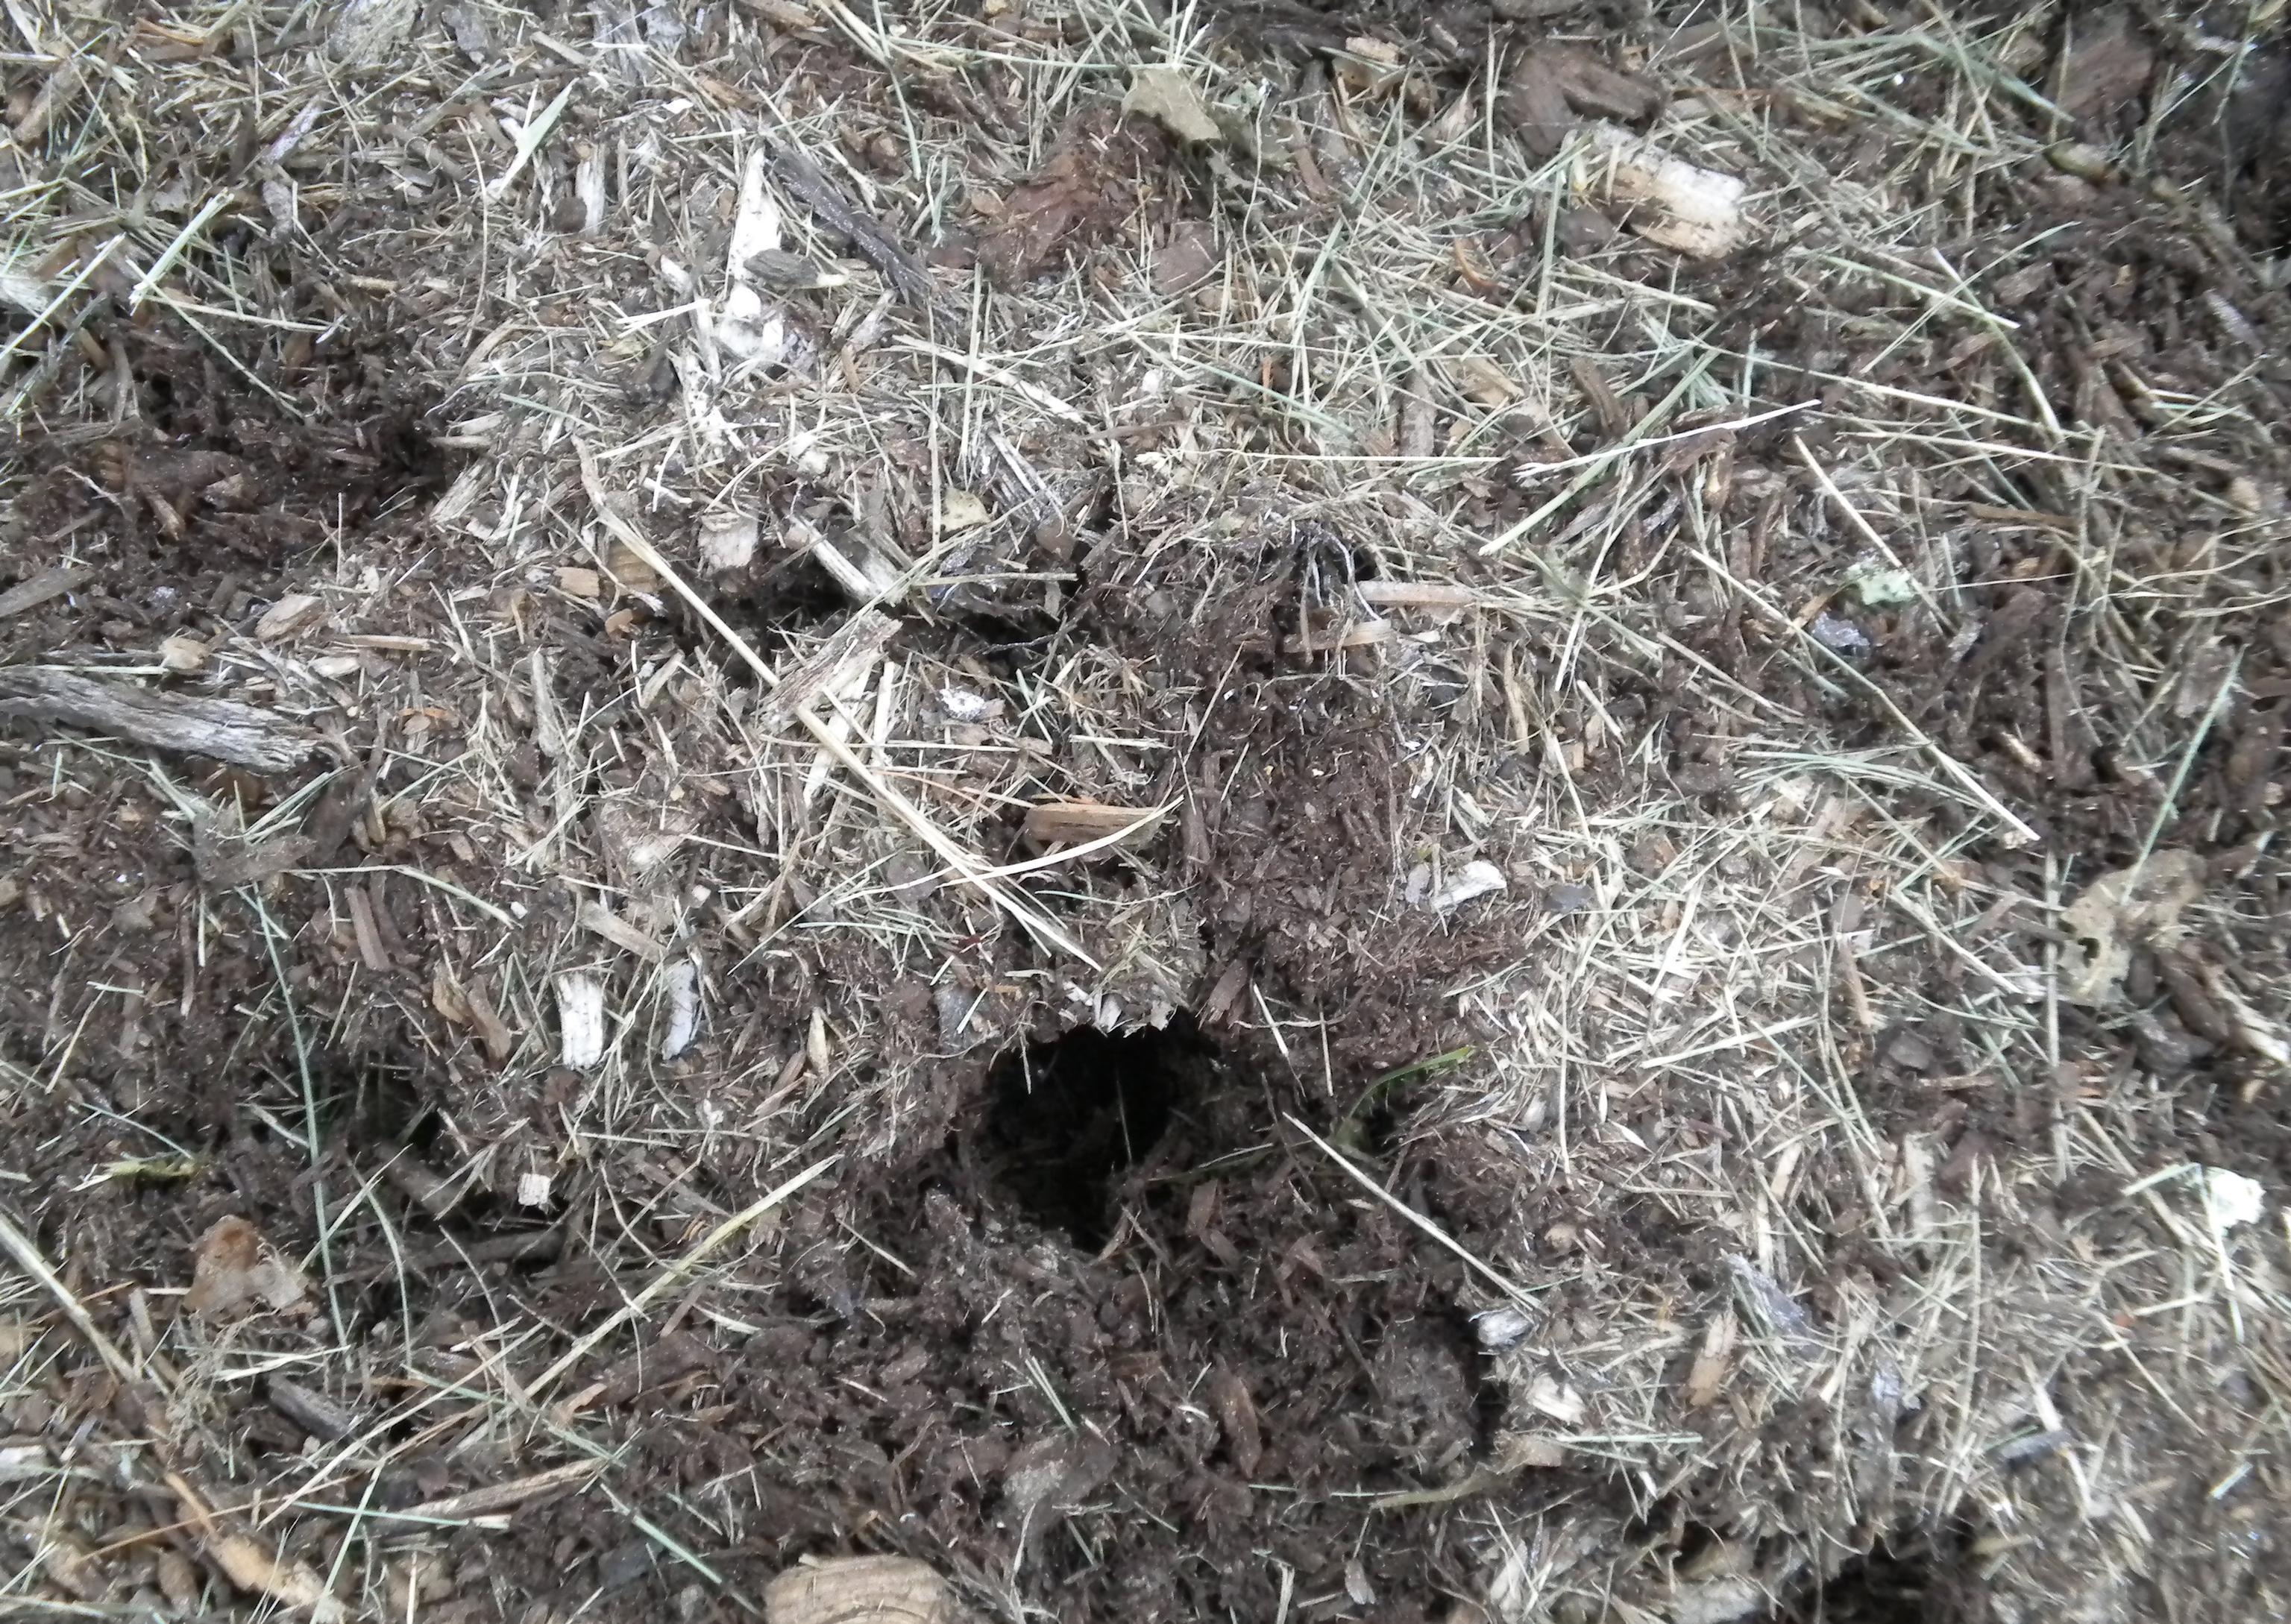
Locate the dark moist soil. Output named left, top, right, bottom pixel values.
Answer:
left=711, top=1019, right=1523, bottom=1620
left=6, top=12, right=2291, bottom=1624
left=2, top=317, right=453, bottom=672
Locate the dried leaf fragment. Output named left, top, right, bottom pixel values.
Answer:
left=939, top=490, right=991, bottom=533
left=980, top=111, right=1166, bottom=286
left=1151, top=221, right=1219, bottom=295
left=2060, top=850, right=2204, bottom=1007
left=183, top=1216, right=308, bottom=1319
left=1123, top=65, right=1221, bottom=145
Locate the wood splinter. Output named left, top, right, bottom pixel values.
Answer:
left=0, top=667, right=316, bottom=772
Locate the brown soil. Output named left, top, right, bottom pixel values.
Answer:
left=4, top=4, right=2290, bottom=1623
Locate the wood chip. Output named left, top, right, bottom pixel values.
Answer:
left=739, top=0, right=817, bottom=26
left=0, top=668, right=316, bottom=772
left=764, top=138, right=934, bottom=306
left=764, top=1555, right=952, bottom=1624
left=157, top=635, right=210, bottom=673
left=2058, top=11, right=2155, bottom=120
left=255, top=592, right=327, bottom=640
left=752, top=609, right=900, bottom=731
left=403, top=1459, right=604, bottom=1523
left=1501, top=45, right=1659, bottom=157
left=0, top=564, right=88, bottom=618
left=267, top=1375, right=356, bottom=1441
left=205, top=1532, right=345, bottom=1622
left=556, top=972, right=608, bottom=1069
left=1022, top=799, right=1161, bottom=849
left=463, top=979, right=516, bottom=1064
left=194, top=822, right=312, bottom=889
left=579, top=900, right=664, bottom=962
left=1210, top=1367, right=1263, bottom=1476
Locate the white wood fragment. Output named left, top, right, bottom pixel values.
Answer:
left=727, top=149, right=782, bottom=276
left=1287, top=617, right=1395, bottom=655
left=574, top=145, right=607, bottom=236
left=659, top=959, right=701, bottom=1060
left=805, top=1008, right=831, bottom=1076
left=1583, top=122, right=1750, bottom=258
left=1354, top=582, right=1483, bottom=610
left=327, top=0, right=416, bottom=64
left=556, top=972, right=607, bottom=1069
left=716, top=282, right=786, bottom=365
left=1523, top=1373, right=1586, bottom=1426
left=1474, top=1306, right=1535, bottom=1350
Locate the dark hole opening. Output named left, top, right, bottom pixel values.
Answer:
left=1779, top=1537, right=1950, bottom=1624
left=979, top=1016, right=1207, bottom=1248
left=685, top=550, right=849, bottom=679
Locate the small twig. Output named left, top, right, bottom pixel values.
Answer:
left=1287, top=1116, right=1538, bottom=1310
left=403, top=1459, right=607, bottom=1522
left=0, top=1205, right=150, bottom=1392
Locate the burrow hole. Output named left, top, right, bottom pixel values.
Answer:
left=980, top=1015, right=1213, bottom=1249
left=1780, top=1535, right=1956, bottom=1623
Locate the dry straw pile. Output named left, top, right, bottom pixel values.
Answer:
left=1, top=0, right=2287, bottom=1619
